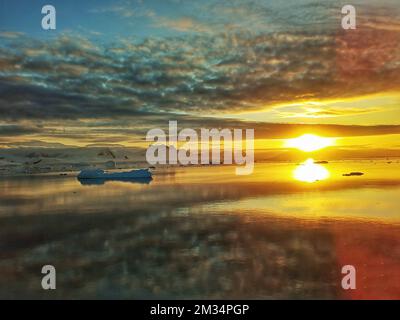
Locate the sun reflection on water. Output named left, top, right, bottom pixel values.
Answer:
left=293, top=158, right=330, bottom=183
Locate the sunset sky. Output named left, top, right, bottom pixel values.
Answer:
left=0, top=0, right=400, bottom=158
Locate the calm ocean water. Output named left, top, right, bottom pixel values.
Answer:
left=0, top=162, right=399, bottom=299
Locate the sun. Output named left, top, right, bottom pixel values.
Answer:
left=285, top=134, right=334, bottom=152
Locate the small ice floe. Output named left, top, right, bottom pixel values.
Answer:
left=342, top=172, right=364, bottom=176
left=77, top=168, right=152, bottom=179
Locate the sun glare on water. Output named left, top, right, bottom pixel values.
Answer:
left=293, top=158, right=330, bottom=183
left=285, top=134, right=334, bottom=152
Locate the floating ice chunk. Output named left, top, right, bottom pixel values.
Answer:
left=77, top=168, right=152, bottom=179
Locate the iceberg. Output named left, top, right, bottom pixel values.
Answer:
left=78, top=176, right=152, bottom=185
left=77, top=168, right=152, bottom=179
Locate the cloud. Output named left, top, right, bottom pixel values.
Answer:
left=0, top=124, right=40, bottom=136
left=0, top=140, right=73, bottom=148
left=3, top=115, right=400, bottom=149
left=1, top=26, right=399, bottom=121
left=276, top=106, right=381, bottom=118
left=0, top=31, right=24, bottom=39
left=0, top=0, right=399, bottom=146
left=154, top=17, right=211, bottom=33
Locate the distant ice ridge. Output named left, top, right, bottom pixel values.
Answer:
left=77, top=168, right=152, bottom=179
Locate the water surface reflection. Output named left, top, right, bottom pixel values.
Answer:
left=78, top=177, right=153, bottom=186
left=0, top=162, right=399, bottom=299
left=293, top=158, right=330, bottom=183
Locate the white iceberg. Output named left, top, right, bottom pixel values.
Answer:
left=77, top=168, right=152, bottom=179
